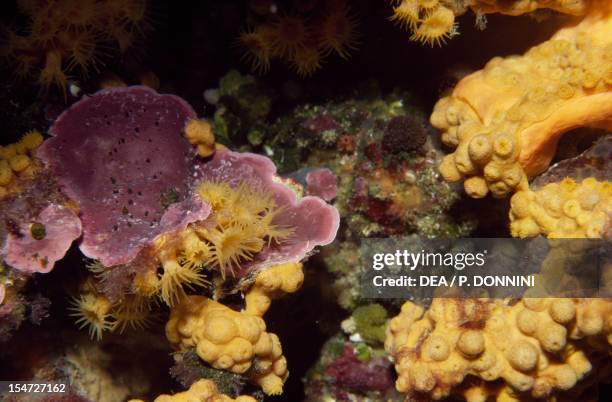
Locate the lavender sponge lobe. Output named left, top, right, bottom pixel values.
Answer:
left=38, top=86, right=199, bottom=266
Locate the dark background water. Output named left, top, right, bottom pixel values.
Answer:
left=1, top=1, right=609, bottom=402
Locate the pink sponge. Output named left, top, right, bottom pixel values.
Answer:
left=305, top=168, right=338, bottom=202
left=194, top=150, right=340, bottom=277
left=37, top=86, right=208, bottom=267
left=2, top=204, right=82, bottom=273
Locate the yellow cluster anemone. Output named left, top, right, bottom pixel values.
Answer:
left=193, top=180, right=294, bottom=277
left=165, top=295, right=288, bottom=396
left=390, top=0, right=460, bottom=47
left=69, top=292, right=114, bottom=341
left=510, top=178, right=611, bottom=238
left=129, top=379, right=256, bottom=402
left=390, top=0, right=591, bottom=47
left=184, top=118, right=216, bottom=158
left=431, top=5, right=612, bottom=199
left=145, top=180, right=294, bottom=305
left=385, top=297, right=612, bottom=401
left=0, top=0, right=150, bottom=94
left=236, top=1, right=359, bottom=77
left=69, top=280, right=152, bottom=340
left=236, top=25, right=275, bottom=74
left=152, top=228, right=210, bottom=306
left=0, top=130, right=44, bottom=198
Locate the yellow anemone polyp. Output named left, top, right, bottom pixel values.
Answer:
left=410, top=6, right=457, bottom=47
left=192, top=180, right=294, bottom=278
left=68, top=293, right=113, bottom=340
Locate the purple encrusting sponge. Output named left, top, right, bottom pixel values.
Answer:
left=38, top=86, right=209, bottom=267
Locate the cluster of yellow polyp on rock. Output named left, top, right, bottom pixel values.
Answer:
left=431, top=2, right=612, bottom=198
left=510, top=178, right=611, bottom=238
left=129, top=379, right=256, bottom=402
left=0, top=130, right=44, bottom=198
left=165, top=263, right=304, bottom=396
left=385, top=298, right=612, bottom=401
left=390, top=0, right=589, bottom=47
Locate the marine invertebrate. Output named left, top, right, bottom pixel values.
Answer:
left=110, top=294, right=152, bottom=333
left=0, top=129, right=44, bottom=198
left=290, top=45, right=324, bottom=78
left=236, top=26, right=275, bottom=74
left=269, top=15, right=310, bottom=58
left=382, top=115, right=427, bottom=154
left=315, top=1, right=359, bottom=59
left=237, top=1, right=360, bottom=76
left=2, top=203, right=82, bottom=273
left=390, top=0, right=461, bottom=47
left=130, top=379, right=256, bottom=402
left=390, top=0, right=591, bottom=46
left=410, top=5, right=458, bottom=47
left=37, top=86, right=211, bottom=267
left=0, top=0, right=151, bottom=94
left=194, top=180, right=294, bottom=277
left=187, top=150, right=340, bottom=280
left=244, top=262, right=304, bottom=317
left=184, top=119, right=216, bottom=158
left=385, top=298, right=612, bottom=401
left=69, top=292, right=113, bottom=341
left=166, top=295, right=288, bottom=395
left=432, top=3, right=612, bottom=198
left=510, top=177, right=611, bottom=238
left=304, top=168, right=338, bottom=202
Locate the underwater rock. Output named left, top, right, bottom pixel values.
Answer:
left=532, top=135, right=612, bottom=188
left=304, top=334, right=402, bottom=402
left=324, top=344, right=394, bottom=394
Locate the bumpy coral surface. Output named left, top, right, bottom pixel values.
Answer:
left=431, top=3, right=612, bottom=198
left=166, top=295, right=288, bottom=395
left=510, top=177, right=611, bottom=238
left=385, top=298, right=612, bottom=401
left=244, top=262, right=304, bottom=317
left=185, top=119, right=216, bottom=158
left=130, top=379, right=256, bottom=402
